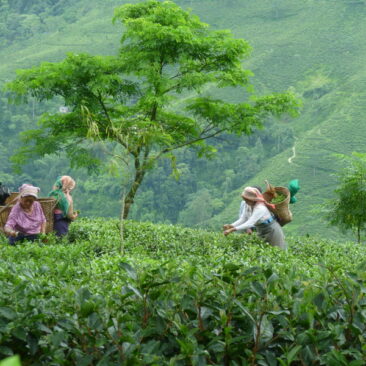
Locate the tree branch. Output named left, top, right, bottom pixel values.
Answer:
left=97, top=91, right=112, bottom=124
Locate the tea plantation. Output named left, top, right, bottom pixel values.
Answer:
left=1, top=219, right=366, bottom=365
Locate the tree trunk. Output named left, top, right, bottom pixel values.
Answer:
left=357, top=225, right=361, bottom=244
left=123, top=164, right=147, bottom=219
left=119, top=188, right=126, bottom=254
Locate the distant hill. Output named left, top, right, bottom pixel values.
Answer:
left=198, top=0, right=366, bottom=239
left=1, top=0, right=366, bottom=239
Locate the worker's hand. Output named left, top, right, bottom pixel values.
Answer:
left=224, top=228, right=236, bottom=236
left=223, top=224, right=233, bottom=230
left=246, top=229, right=253, bottom=235
left=8, top=230, right=18, bottom=238
left=70, top=211, right=78, bottom=220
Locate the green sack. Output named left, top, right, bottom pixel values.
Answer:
left=288, top=179, right=300, bottom=204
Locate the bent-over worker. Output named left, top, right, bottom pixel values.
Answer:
left=224, top=187, right=286, bottom=249
left=4, top=184, right=46, bottom=245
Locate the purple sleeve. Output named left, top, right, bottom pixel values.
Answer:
left=5, top=205, right=20, bottom=229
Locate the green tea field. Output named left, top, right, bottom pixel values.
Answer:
left=1, top=219, right=366, bottom=365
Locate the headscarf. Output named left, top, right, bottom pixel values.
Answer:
left=60, top=176, right=75, bottom=192
left=288, top=179, right=300, bottom=204
left=242, top=187, right=275, bottom=211
left=19, top=184, right=40, bottom=199
left=48, top=176, right=76, bottom=217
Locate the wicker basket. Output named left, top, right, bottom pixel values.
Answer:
left=38, top=198, right=57, bottom=233
left=5, top=192, right=20, bottom=205
left=263, top=183, right=292, bottom=226
left=0, top=205, right=13, bottom=233
left=0, top=197, right=57, bottom=234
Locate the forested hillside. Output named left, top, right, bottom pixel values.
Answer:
left=204, top=0, right=366, bottom=238
left=1, top=0, right=365, bottom=239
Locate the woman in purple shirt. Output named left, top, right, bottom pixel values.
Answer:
left=4, top=184, right=46, bottom=245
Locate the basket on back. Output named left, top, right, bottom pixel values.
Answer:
left=0, top=196, right=57, bottom=234
left=0, top=205, right=12, bottom=233
left=0, top=193, right=19, bottom=233
left=263, top=181, right=292, bottom=226
left=5, top=192, right=20, bottom=205
left=38, top=198, right=57, bottom=233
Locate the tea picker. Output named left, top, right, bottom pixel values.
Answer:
left=224, top=187, right=286, bottom=249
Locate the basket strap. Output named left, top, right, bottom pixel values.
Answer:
left=46, top=197, right=59, bottom=216
left=51, top=198, right=59, bottom=212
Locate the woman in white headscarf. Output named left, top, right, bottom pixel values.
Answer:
left=4, top=184, right=46, bottom=245
left=224, top=187, right=286, bottom=249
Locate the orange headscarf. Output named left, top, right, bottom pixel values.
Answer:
left=48, top=176, right=76, bottom=218
left=242, top=187, right=275, bottom=210
left=60, top=176, right=76, bottom=192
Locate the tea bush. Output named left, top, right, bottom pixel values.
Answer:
left=1, top=219, right=366, bottom=365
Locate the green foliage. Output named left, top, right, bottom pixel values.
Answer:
left=178, top=188, right=220, bottom=226
left=297, top=67, right=335, bottom=100
left=205, top=0, right=366, bottom=239
left=325, top=152, right=366, bottom=243
left=6, top=0, right=299, bottom=219
left=1, top=219, right=366, bottom=364
left=1, top=0, right=366, bottom=238
left=0, top=356, right=21, bottom=366
left=270, top=193, right=286, bottom=204
left=0, top=0, right=81, bottom=47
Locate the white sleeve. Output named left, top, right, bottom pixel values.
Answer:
left=231, top=202, right=249, bottom=227
left=238, top=201, right=244, bottom=218
left=233, top=205, right=268, bottom=231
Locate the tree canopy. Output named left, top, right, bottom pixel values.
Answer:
left=326, top=152, right=366, bottom=243
left=6, top=0, right=300, bottom=218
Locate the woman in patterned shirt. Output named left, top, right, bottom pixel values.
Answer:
left=5, top=184, right=46, bottom=245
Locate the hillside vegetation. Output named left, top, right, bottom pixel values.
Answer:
left=1, top=0, right=366, bottom=238
left=196, top=0, right=366, bottom=238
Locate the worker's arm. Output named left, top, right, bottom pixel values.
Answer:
left=4, top=225, right=18, bottom=237
left=224, top=205, right=265, bottom=235
left=4, top=207, right=18, bottom=237
left=65, top=191, right=78, bottom=220
left=40, top=221, right=46, bottom=235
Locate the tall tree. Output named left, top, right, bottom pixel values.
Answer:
left=6, top=0, right=299, bottom=218
left=326, top=152, right=366, bottom=243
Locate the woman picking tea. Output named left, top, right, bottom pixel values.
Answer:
left=4, top=184, right=46, bottom=245
left=48, top=175, right=78, bottom=237
left=223, top=187, right=286, bottom=249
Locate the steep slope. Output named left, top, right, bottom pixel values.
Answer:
left=199, top=0, right=366, bottom=239
left=0, top=0, right=125, bottom=78
left=208, top=87, right=366, bottom=238
left=1, top=0, right=366, bottom=238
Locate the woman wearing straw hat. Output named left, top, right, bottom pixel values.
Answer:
left=4, top=184, right=47, bottom=245
left=223, top=186, right=286, bottom=249
left=48, top=175, right=78, bottom=237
